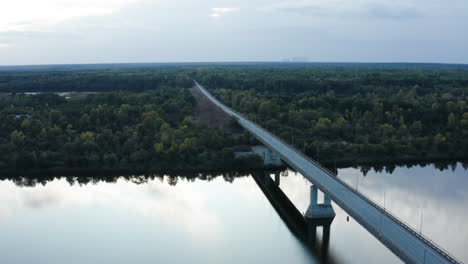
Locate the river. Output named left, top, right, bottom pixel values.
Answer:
left=0, top=162, right=466, bottom=263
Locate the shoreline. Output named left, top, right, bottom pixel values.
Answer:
left=1, top=157, right=466, bottom=178
left=0, top=164, right=286, bottom=178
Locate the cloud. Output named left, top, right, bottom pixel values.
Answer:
left=212, top=8, right=240, bottom=13
left=210, top=7, right=240, bottom=18
left=22, top=191, right=62, bottom=208
left=0, top=30, right=79, bottom=49
left=0, top=177, right=226, bottom=242
left=0, top=0, right=142, bottom=31
left=278, top=5, right=325, bottom=16
left=0, top=30, right=79, bottom=39
left=264, top=0, right=335, bottom=16
left=0, top=43, right=13, bottom=48
left=367, top=3, right=421, bottom=19
left=265, top=0, right=422, bottom=19
left=1, top=0, right=467, bottom=64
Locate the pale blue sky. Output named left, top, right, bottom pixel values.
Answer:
left=0, top=0, right=467, bottom=65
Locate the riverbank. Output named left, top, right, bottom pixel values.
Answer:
left=0, top=158, right=286, bottom=178
left=319, top=156, right=468, bottom=174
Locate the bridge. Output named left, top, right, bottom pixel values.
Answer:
left=194, top=81, right=462, bottom=264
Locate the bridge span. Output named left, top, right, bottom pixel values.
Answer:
left=195, top=81, right=462, bottom=264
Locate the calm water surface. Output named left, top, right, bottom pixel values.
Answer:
left=0, top=174, right=315, bottom=264
left=278, top=162, right=468, bottom=263
left=0, top=162, right=466, bottom=263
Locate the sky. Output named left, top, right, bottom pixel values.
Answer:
left=0, top=0, right=467, bottom=65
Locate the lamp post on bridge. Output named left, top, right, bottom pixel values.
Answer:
left=383, top=191, right=386, bottom=211
left=420, top=208, right=424, bottom=235
left=334, top=159, right=337, bottom=175
left=316, top=145, right=320, bottom=162
left=355, top=165, right=359, bottom=191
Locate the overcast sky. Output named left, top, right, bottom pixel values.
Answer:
left=0, top=0, right=467, bottom=65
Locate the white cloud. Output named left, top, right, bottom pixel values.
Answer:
left=212, top=8, right=240, bottom=13
left=264, top=0, right=422, bottom=19
left=210, top=7, right=240, bottom=18
left=0, top=43, right=13, bottom=48
left=0, top=0, right=467, bottom=64
left=0, top=177, right=227, bottom=242
left=0, top=0, right=142, bottom=31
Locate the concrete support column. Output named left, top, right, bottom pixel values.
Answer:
left=323, top=224, right=331, bottom=246
left=321, top=224, right=331, bottom=260
left=264, top=148, right=271, bottom=165
left=310, top=185, right=318, bottom=206
left=274, top=172, right=280, bottom=186
left=307, top=223, right=317, bottom=246
left=324, top=193, right=332, bottom=206
left=264, top=172, right=270, bottom=183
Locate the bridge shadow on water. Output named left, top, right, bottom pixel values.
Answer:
left=251, top=170, right=340, bottom=264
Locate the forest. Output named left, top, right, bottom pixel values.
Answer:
left=0, top=87, right=261, bottom=174
left=0, top=69, right=193, bottom=93
left=0, top=63, right=467, bottom=173
left=193, top=65, right=468, bottom=166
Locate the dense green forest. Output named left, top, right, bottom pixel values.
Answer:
left=0, top=69, right=192, bottom=92
left=0, top=88, right=261, bottom=174
left=194, top=66, right=468, bottom=165
left=1, top=63, right=467, bottom=172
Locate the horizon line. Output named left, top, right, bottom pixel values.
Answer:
left=1, top=60, right=468, bottom=68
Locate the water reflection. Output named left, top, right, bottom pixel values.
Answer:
left=0, top=171, right=317, bottom=264
left=0, top=170, right=250, bottom=188
left=0, top=161, right=465, bottom=264
left=278, top=161, right=467, bottom=264
left=337, top=162, right=468, bottom=263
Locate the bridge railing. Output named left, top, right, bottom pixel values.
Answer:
left=195, top=81, right=462, bottom=264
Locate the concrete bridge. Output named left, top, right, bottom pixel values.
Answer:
left=195, top=81, right=462, bottom=264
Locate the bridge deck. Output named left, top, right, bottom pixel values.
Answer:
left=195, top=81, right=461, bottom=264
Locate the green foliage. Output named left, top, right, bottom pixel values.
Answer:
left=10, top=130, right=25, bottom=149
left=233, top=154, right=264, bottom=168
left=201, top=66, right=468, bottom=164
left=0, top=70, right=192, bottom=93
left=1, top=64, right=467, bottom=170
left=0, top=88, right=246, bottom=172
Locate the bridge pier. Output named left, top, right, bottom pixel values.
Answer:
left=263, top=147, right=283, bottom=166
left=264, top=172, right=270, bottom=183
left=263, top=171, right=281, bottom=186
left=305, top=186, right=336, bottom=220
left=274, top=171, right=280, bottom=186
left=305, top=185, right=335, bottom=253
left=239, top=146, right=283, bottom=167
left=324, top=192, right=332, bottom=206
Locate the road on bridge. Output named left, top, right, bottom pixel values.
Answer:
left=194, top=81, right=462, bottom=264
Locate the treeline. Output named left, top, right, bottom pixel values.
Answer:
left=3, top=160, right=465, bottom=188
left=0, top=70, right=193, bottom=93
left=1, top=64, right=467, bottom=169
left=0, top=88, right=262, bottom=174
left=198, top=66, right=468, bottom=165
left=192, top=66, right=468, bottom=96
left=0, top=170, right=256, bottom=187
